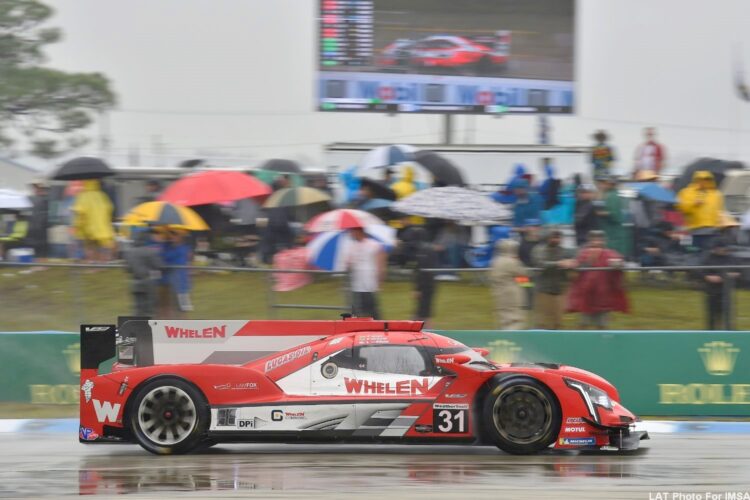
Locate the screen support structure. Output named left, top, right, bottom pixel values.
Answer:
left=442, top=114, right=454, bottom=145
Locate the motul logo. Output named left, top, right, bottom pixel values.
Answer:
left=344, top=377, right=430, bottom=396
left=165, top=325, right=226, bottom=339
left=92, top=399, right=121, bottom=423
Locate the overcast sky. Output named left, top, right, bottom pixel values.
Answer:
left=42, top=0, right=750, bottom=171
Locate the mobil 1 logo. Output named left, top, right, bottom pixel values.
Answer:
left=432, top=403, right=469, bottom=433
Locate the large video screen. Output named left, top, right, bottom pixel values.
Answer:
left=317, top=0, right=575, bottom=114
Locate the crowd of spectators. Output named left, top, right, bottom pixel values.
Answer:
left=1, top=128, right=747, bottom=330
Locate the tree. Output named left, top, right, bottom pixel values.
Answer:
left=0, top=0, right=116, bottom=158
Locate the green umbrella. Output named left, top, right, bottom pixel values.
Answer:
left=263, top=187, right=331, bottom=208
left=252, top=169, right=304, bottom=188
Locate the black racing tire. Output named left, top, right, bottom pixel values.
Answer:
left=128, top=377, right=210, bottom=455
left=481, top=376, right=561, bottom=455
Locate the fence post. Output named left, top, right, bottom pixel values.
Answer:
left=724, top=275, right=735, bottom=331
left=265, top=271, right=277, bottom=319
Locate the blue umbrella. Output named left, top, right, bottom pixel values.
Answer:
left=623, top=183, right=676, bottom=204
left=359, top=198, right=394, bottom=212
left=306, top=225, right=396, bottom=271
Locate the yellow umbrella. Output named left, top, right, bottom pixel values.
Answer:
left=122, top=201, right=209, bottom=231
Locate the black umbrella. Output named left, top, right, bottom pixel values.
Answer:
left=673, top=158, right=744, bottom=191
left=52, top=156, right=114, bottom=181
left=359, top=177, right=396, bottom=201
left=260, top=158, right=302, bottom=174
left=413, top=151, right=466, bottom=186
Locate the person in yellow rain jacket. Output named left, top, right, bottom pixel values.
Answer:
left=392, top=165, right=418, bottom=199
left=72, top=179, right=116, bottom=261
left=390, top=165, right=424, bottom=227
left=677, top=171, right=724, bottom=250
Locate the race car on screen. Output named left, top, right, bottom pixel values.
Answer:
left=377, top=32, right=511, bottom=72
left=79, top=317, right=648, bottom=455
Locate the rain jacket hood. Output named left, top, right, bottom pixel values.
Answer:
left=495, top=238, right=520, bottom=257
left=677, top=170, right=724, bottom=229
left=691, top=170, right=717, bottom=188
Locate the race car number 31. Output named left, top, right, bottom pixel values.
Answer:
left=432, top=404, right=469, bottom=433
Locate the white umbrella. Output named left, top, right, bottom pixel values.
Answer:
left=0, top=189, right=32, bottom=210
left=359, top=144, right=418, bottom=171
left=392, top=186, right=511, bottom=223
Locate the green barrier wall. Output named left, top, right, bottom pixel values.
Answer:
left=1, top=330, right=749, bottom=416
left=437, top=330, right=750, bottom=417
left=0, top=333, right=81, bottom=404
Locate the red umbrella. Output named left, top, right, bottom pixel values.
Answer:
left=304, top=208, right=385, bottom=233
left=159, top=171, right=271, bottom=206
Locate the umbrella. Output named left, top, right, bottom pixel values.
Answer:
left=622, top=183, right=676, bottom=204
left=51, top=156, right=114, bottom=181
left=260, top=158, right=302, bottom=173
left=0, top=189, right=32, bottom=210
left=122, top=201, right=209, bottom=231
left=359, top=177, right=396, bottom=201
left=673, top=158, right=744, bottom=192
left=360, top=144, right=417, bottom=170
left=307, top=225, right=396, bottom=271
left=413, top=151, right=466, bottom=186
left=159, top=171, right=271, bottom=206
left=263, top=187, right=331, bottom=208
left=392, top=187, right=510, bottom=223
left=252, top=169, right=305, bottom=188
left=359, top=198, right=394, bottom=212
left=305, top=208, right=385, bottom=233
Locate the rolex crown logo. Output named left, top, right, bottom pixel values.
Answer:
left=63, top=343, right=81, bottom=375
left=698, top=341, right=739, bottom=376
left=487, top=339, right=522, bottom=364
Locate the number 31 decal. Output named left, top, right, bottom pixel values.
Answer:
left=433, top=408, right=468, bottom=433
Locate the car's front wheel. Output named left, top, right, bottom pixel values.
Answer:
left=481, top=376, right=561, bottom=454
left=129, top=377, right=210, bottom=455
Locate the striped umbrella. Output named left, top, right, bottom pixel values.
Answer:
left=307, top=225, right=396, bottom=271
left=304, top=208, right=385, bottom=233
left=122, top=201, right=209, bottom=231
left=263, top=187, right=331, bottom=208
left=359, top=144, right=417, bottom=170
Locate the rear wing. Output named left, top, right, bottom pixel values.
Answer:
left=80, top=317, right=424, bottom=374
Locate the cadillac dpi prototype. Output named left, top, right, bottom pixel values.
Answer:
left=79, top=318, right=648, bottom=455
left=377, top=32, right=511, bottom=72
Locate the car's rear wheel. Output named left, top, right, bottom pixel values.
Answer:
left=482, top=376, right=561, bottom=454
left=129, top=377, right=209, bottom=455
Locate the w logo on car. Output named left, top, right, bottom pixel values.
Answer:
left=93, top=399, right=121, bottom=423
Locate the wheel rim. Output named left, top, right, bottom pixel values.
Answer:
left=137, top=386, right=197, bottom=446
left=492, top=385, right=553, bottom=445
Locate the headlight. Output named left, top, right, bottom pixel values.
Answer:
left=565, top=378, right=613, bottom=423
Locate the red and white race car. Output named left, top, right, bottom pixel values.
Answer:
left=79, top=318, right=648, bottom=455
left=377, top=32, right=511, bottom=71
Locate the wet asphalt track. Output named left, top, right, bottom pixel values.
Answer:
left=1, top=433, right=749, bottom=499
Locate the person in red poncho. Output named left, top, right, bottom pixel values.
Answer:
left=567, top=230, right=629, bottom=329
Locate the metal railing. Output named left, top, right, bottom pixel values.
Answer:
left=1, top=260, right=749, bottom=331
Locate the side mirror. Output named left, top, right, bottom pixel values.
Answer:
left=434, top=353, right=472, bottom=367
left=472, top=348, right=490, bottom=357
